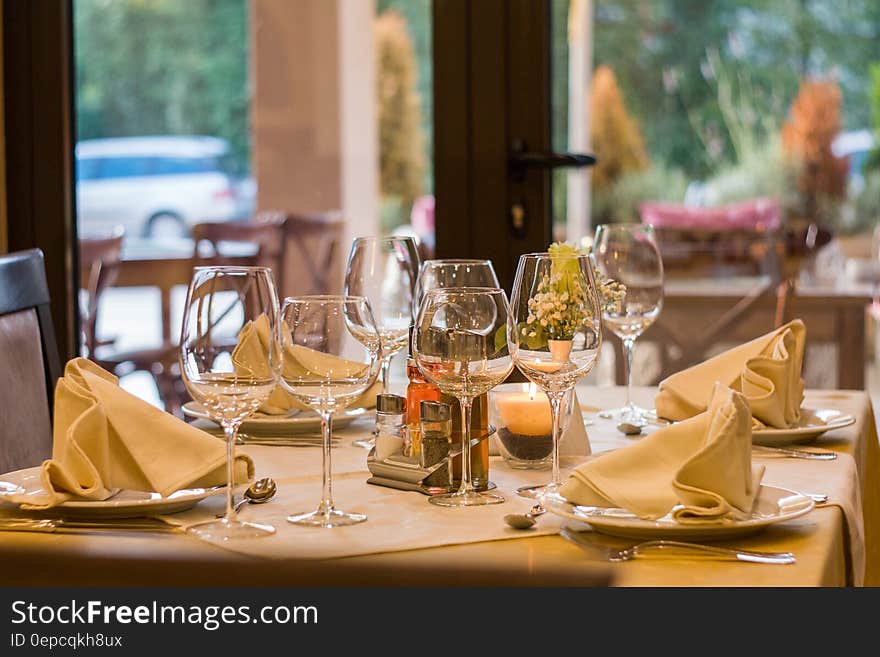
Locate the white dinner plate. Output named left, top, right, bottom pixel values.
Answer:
left=543, top=485, right=814, bottom=541
left=751, top=408, right=856, bottom=446
left=0, top=467, right=224, bottom=519
left=181, top=401, right=371, bottom=435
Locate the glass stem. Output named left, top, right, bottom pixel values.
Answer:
left=380, top=354, right=392, bottom=393
left=623, top=337, right=635, bottom=409
left=222, top=422, right=238, bottom=523
left=547, top=390, right=565, bottom=487
left=317, top=410, right=334, bottom=516
left=457, top=396, right=474, bottom=495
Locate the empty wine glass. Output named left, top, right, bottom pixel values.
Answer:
left=279, top=295, right=381, bottom=527
left=508, top=252, right=603, bottom=498
left=593, top=223, right=664, bottom=427
left=179, top=266, right=281, bottom=540
left=345, top=236, right=421, bottom=393
left=344, top=236, right=419, bottom=449
left=413, top=259, right=499, bottom=317
left=412, top=287, right=514, bottom=506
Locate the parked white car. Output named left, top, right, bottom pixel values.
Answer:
left=76, top=135, right=245, bottom=238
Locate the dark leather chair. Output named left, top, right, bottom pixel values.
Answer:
left=0, top=249, right=61, bottom=473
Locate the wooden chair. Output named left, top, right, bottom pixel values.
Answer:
left=276, top=211, right=346, bottom=298
left=0, top=249, right=61, bottom=473
left=78, top=231, right=124, bottom=358
left=192, top=216, right=286, bottom=275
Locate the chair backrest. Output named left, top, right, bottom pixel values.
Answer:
left=79, top=233, right=124, bottom=357
left=278, top=211, right=346, bottom=298
left=191, top=218, right=286, bottom=277
left=0, top=249, right=61, bottom=473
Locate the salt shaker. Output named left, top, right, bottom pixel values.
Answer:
left=374, top=394, right=406, bottom=460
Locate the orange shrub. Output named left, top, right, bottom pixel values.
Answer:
left=782, top=79, right=848, bottom=206
left=590, top=65, right=649, bottom=191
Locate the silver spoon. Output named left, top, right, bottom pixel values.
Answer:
left=215, top=477, right=277, bottom=518
left=504, top=504, right=547, bottom=530
left=617, top=421, right=643, bottom=436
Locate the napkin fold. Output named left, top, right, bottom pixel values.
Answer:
left=560, top=385, right=764, bottom=522
left=654, top=319, right=806, bottom=429
left=8, top=358, right=254, bottom=509
left=231, top=314, right=381, bottom=415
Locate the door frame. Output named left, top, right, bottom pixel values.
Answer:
left=433, top=0, right=554, bottom=291
left=2, top=0, right=78, bottom=360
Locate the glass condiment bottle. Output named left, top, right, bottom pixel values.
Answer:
left=442, top=390, right=490, bottom=491
left=405, top=357, right=440, bottom=458
left=374, top=394, right=406, bottom=459
left=419, top=400, right=451, bottom=492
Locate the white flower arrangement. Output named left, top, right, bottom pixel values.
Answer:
left=520, top=242, right=626, bottom=349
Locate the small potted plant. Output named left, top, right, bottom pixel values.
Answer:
left=520, top=242, right=625, bottom=362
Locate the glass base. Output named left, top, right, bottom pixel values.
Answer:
left=597, top=404, right=652, bottom=427
left=185, top=517, right=275, bottom=541
left=288, top=508, right=367, bottom=528
left=352, top=437, right=375, bottom=449
left=516, top=482, right=562, bottom=500
left=428, top=490, right=505, bottom=507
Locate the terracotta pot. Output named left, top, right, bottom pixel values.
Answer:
left=548, top=339, right=573, bottom=362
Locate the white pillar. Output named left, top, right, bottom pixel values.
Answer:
left=339, top=0, right=379, bottom=256
left=566, top=0, right=593, bottom=243
left=251, top=0, right=379, bottom=292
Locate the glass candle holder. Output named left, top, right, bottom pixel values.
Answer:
left=489, top=382, right=576, bottom=470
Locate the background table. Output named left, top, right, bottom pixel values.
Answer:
left=114, top=237, right=258, bottom=344
left=0, top=386, right=875, bottom=587
left=612, top=277, right=873, bottom=390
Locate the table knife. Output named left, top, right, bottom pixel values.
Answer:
left=0, top=518, right=182, bottom=534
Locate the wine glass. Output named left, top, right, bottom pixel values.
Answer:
left=344, top=236, right=420, bottom=449
left=593, top=223, right=664, bottom=427
left=179, top=266, right=281, bottom=540
left=508, top=252, right=603, bottom=498
left=413, top=259, right=499, bottom=317
left=412, top=287, right=514, bottom=506
left=345, top=235, right=421, bottom=393
left=279, top=295, right=381, bottom=527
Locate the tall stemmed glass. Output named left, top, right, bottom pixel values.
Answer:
left=508, top=252, right=603, bottom=498
left=412, top=287, right=513, bottom=506
left=413, top=259, right=499, bottom=316
left=279, top=295, right=381, bottom=527
left=345, top=236, right=420, bottom=393
left=179, top=266, right=281, bottom=540
left=345, top=236, right=419, bottom=449
left=593, top=223, right=664, bottom=427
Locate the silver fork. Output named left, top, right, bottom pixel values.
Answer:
left=559, top=527, right=795, bottom=564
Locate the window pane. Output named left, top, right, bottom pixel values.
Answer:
left=97, top=157, right=151, bottom=179
left=153, top=157, right=215, bottom=175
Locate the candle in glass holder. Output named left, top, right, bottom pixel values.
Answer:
left=493, top=383, right=554, bottom=465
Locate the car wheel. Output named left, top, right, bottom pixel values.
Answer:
left=144, top=212, right=186, bottom=239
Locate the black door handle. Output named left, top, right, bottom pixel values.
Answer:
left=509, top=151, right=596, bottom=169
left=508, top=144, right=596, bottom=181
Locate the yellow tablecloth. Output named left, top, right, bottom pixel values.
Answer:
left=0, top=386, right=875, bottom=587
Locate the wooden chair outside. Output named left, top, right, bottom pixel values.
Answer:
left=78, top=230, right=124, bottom=358
left=0, top=249, right=61, bottom=473
left=277, top=211, right=346, bottom=298
left=192, top=217, right=287, bottom=275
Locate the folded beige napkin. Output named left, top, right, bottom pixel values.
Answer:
left=231, top=314, right=380, bottom=415
left=7, top=358, right=253, bottom=509
left=560, top=385, right=764, bottom=522
left=654, top=319, right=806, bottom=429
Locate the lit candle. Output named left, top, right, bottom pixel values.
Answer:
left=494, top=383, right=553, bottom=436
